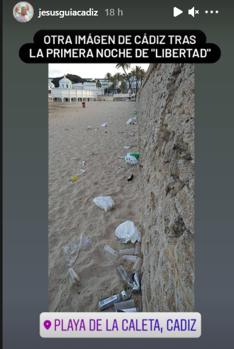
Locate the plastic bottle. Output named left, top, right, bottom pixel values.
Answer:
left=117, top=265, right=130, bottom=284
left=123, top=255, right=138, bottom=262
left=134, top=242, right=141, bottom=256
left=117, top=308, right=139, bottom=312
left=130, top=153, right=139, bottom=159
left=114, top=299, right=135, bottom=311
left=104, top=245, right=118, bottom=258
left=133, top=257, right=142, bottom=272
left=119, top=248, right=135, bottom=255
left=68, top=268, right=80, bottom=285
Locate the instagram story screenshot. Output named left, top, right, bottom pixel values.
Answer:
left=2, top=0, right=234, bottom=347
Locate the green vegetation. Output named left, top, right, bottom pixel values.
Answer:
left=51, top=74, right=88, bottom=87
left=96, top=80, right=102, bottom=88
left=50, top=66, right=146, bottom=93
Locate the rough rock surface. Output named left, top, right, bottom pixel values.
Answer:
left=137, top=64, right=195, bottom=312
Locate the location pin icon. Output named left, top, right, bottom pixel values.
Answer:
left=44, top=320, right=52, bottom=330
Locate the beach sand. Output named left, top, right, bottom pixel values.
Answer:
left=49, top=101, right=142, bottom=312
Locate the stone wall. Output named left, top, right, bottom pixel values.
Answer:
left=137, top=64, right=195, bottom=312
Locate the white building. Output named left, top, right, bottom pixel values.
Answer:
left=94, top=78, right=112, bottom=90
left=83, top=78, right=112, bottom=93
left=50, top=75, right=101, bottom=102
left=48, top=80, right=55, bottom=92
left=59, top=75, right=72, bottom=89
left=72, top=81, right=104, bottom=95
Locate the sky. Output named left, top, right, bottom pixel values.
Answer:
left=48, top=64, right=149, bottom=80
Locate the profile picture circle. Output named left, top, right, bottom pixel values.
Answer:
left=13, top=2, right=34, bottom=22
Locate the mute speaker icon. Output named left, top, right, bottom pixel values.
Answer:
left=188, top=7, right=199, bottom=17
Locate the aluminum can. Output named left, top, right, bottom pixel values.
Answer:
left=99, top=294, right=120, bottom=311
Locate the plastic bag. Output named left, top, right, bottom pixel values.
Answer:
left=125, top=153, right=139, bottom=165
left=93, top=196, right=115, bottom=212
left=63, top=233, right=91, bottom=267
left=127, top=117, right=137, bottom=125
left=115, top=221, right=141, bottom=243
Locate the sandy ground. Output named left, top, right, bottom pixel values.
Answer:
left=48, top=101, right=142, bottom=312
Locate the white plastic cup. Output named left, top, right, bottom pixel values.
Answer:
left=123, top=255, right=138, bottom=262
left=117, top=308, right=139, bottom=312
left=119, top=248, right=135, bottom=255
left=117, top=265, right=130, bottom=283
left=104, top=245, right=118, bottom=258
left=134, top=242, right=141, bottom=256
left=133, top=257, right=142, bottom=272
left=114, top=299, right=135, bottom=311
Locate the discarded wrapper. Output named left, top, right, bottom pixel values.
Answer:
left=69, top=175, right=78, bottom=181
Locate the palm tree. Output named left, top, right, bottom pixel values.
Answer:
left=104, top=72, right=112, bottom=95
left=114, top=72, right=123, bottom=88
left=115, top=63, right=131, bottom=75
left=139, top=68, right=146, bottom=87
left=120, top=81, right=127, bottom=94
left=131, top=67, right=136, bottom=93
left=111, top=75, right=118, bottom=94
left=131, top=66, right=142, bottom=93
left=96, top=80, right=102, bottom=89
left=116, top=63, right=132, bottom=92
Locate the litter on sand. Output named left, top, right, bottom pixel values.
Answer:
left=68, top=175, right=78, bottom=181
left=124, top=153, right=139, bottom=165
left=63, top=234, right=91, bottom=267
left=115, top=220, right=141, bottom=243
left=133, top=258, right=142, bottom=272
left=101, top=123, right=108, bottom=127
left=129, top=153, right=139, bottom=159
left=93, top=196, right=115, bottom=212
left=68, top=170, right=85, bottom=181
left=99, top=294, right=120, bottom=311
left=123, top=255, right=138, bottom=262
left=119, top=248, right=135, bottom=255
left=124, top=146, right=130, bottom=149
left=117, top=265, right=131, bottom=284
left=68, top=268, right=80, bottom=285
left=104, top=245, right=118, bottom=258
left=127, top=117, right=137, bottom=125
